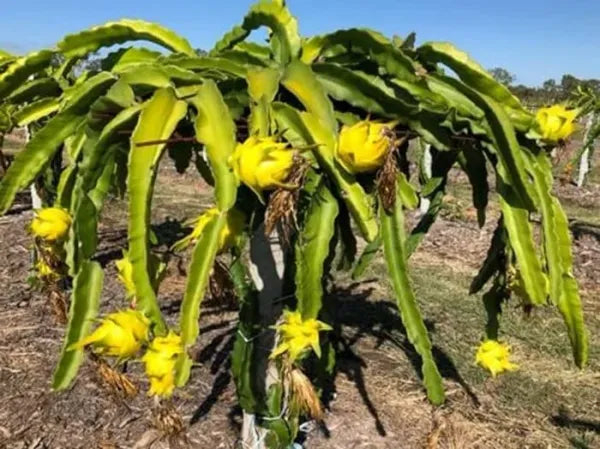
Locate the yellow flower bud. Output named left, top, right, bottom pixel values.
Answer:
left=271, top=310, right=332, bottom=362
left=115, top=255, right=136, bottom=299
left=230, top=136, right=295, bottom=194
left=142, top=331, right=183, bottom=397
left=475, top=340, right=518, bottom=377
left=30, top=207, right=72, bottom=241
left=172, top=207, right=245, bottom=252
left=337, top=120, right=396, bottom=173
left=70, top=310, right=149, bottom=359
left=535, top=105, right=578, bottom=142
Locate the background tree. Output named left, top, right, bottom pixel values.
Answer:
left=489, top=67, right=516, bottom=86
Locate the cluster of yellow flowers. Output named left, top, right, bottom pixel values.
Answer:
left=115, top=255, right=136, bottom=300
left=271, top=310, right=332, bottom=362
left=229, top=120, right=398, bottom=198
left=71, top=309, right=183, bottom=397
left=475, top=340, right=518, bottom=377
left=535, top=104, right=578, bottom=143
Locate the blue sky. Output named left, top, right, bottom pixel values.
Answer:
left=1, top=0, right=598, bottom=86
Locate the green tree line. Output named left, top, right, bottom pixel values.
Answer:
left=489, top=67, right=600, bottom=107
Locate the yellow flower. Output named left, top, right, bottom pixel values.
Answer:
left=536, top=105, right=578, bottom=142
left=230, top=136, right=295, bottom=195
left=142, top=331, right=183, bottom=397
left=271, top=310, right=332, bottom=362
left=337, top=120, right=396, bottom=173
left=115, top=255, right=136, bottom=299
left=475, top=340, right=518, bottom=377
left=70, top=310, right=149, bottom=359
left=172, top=207, right=245, bottom=252
left=30, top=207, right=72, bottom=241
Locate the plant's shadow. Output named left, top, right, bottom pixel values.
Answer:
left=317, top=281, right=479, bottom=437
left=95, top=227, right=128, bottom=267
left=189, top=318, right=237, bottom=425
left=152, top=218, right=190, bottom=248
left=5, top=191, right=32, bottom=216
left=94, top=218, right=190, bottom=268
left=551, top=406, right=600, bottom=433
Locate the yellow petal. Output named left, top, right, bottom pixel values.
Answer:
left=148, top=331, right=183, bottom=356
left=92, top=322, right=139, bottom=358
left=108, top=310, right=149, bottom=342
left=287, top=335, right=311, bottom=362
left=142, top=349, right=177, bottom=377
left=148, top=372, right=176, bottom=397
left=36, top=260, right=59, bottom=279
left=99, top=328, right=140, bottom=358
left=270, top=341, right=290, bottom=359
left=68, top=321, right=111, bottom=351
left=115, top=256, right=136, bottom=298
left=309, top=333, right=322, bottom=359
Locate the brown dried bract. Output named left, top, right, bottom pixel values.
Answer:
left=36, top=241, right=66, bottom=275
left=35, top=240, right=69, bottom=324
left=97, top=441, right=117, bottom=449
left=559, top=162, right=574, bottom=186
left=152, top=404, right=186, bottom=435
left=377, top=145, right=400, bottom=213
left=92, top=355, right=138, bottom=398
left=49, top=289, right=68, bottom=324
left=264, top=154, right=308, bottom=246
left=288, top=367, right=324, bottom=421
left=208, top=259, right=236, bottom=308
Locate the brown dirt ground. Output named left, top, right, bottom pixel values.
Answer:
left=0, top=161, right=599, bottom=449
